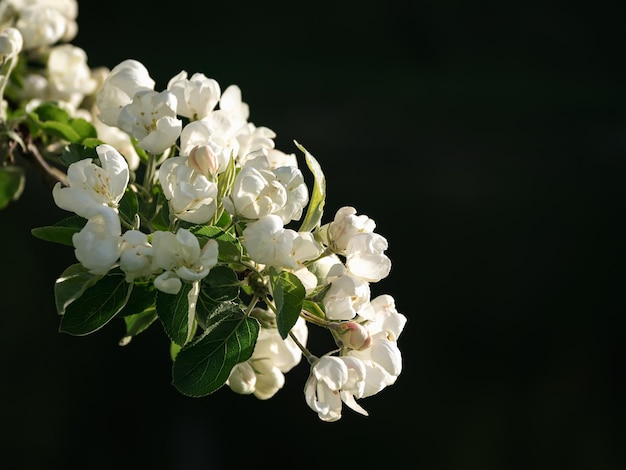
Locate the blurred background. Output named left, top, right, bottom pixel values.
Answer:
left=1, top=1, right=625, bottom=469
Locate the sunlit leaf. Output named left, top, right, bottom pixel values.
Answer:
left=59, top=270, right=133, bottom=335
left=172, top=302, right=259, bottom=397
left=270, top=268, right=305, bottom=339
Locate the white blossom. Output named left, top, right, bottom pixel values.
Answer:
left=119, top=230, right=154, bottom=282
left=157, top=155, right=218, bottom=224
left=52, top=144, right=129, bottom=219
left=228, top=313, right=308, bottom=400
left=242, top=215, right=323, bottom=269
left=345, top=232, right=391, bottom=282
left=304, top=355, right=368, bottom=422
left=117, top=89, right=182, bottom=155
left=46, top=44, right=96, bottom=107
left=321, top=206, right=376, bottom=254
left=15, top=6, right=66, bottom=49
left=95, top=59, right=155, bottom=128
left=72, top=206, right=121, bottom=275
left=150, top=229, right=219, bottom=294
left=322, top=273, right=371, bottom=321
left=167, top=70, right=220, bottom=120
left=179, top=119, right=234, bottom=174
left=347, top=294, right=406, bottom=397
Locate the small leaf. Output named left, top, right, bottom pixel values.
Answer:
left=191, top=225, right=242, bottom=262
left=59, top=270, right=133, bottom=335
left=196, top=266, right=241, bottom=328
left=156, top=282, right=195, bottom=346
left=0, top=166, right=25, bottom=209
left=30, top=103, right=70, bottom=123
left=118, top=187, right=139, bottom=226
left=120, top=309, right=157, bottom=346
left=172, top=302, right=260, bottom=397
left=118, top=281, right=156, bottom=317
left=295, top=141, right=326, bottom=233
left=41, top=120, right=81, bottom=142
left=270, top=268, right=305, bottom=339
left=69, top=118, right=97, bottom=142
left=59, top=143, right=99, bottom=167
left=31, top=215, right=86, bottom=246
left=54, top=263, right=100, bottom=315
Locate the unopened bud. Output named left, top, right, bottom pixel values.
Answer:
left=335, top=322, right=372, bottom=351
left=188, top=145, right=218, bottom=179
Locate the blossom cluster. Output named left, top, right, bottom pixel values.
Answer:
left=0, top=0, right=406, bottom=422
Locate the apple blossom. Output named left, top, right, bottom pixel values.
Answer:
left=322, top=273, right=371, bottom=321
left=345, top=232, right=392, bottom=282
left=72, top=206, right=122, bottom=275
left=228, top=312, right=308, bottom=399
left=167, top=70, right=221, bottom=121
left=321, top=206, right=376, bottom=254
left=157, top=155, right=218, bottom=224
left=150, top=228, right=219, bottom=294
left=119, top=230, right=155, bottom=282
left=117, top=89, right=182, bottom=155
left=304, top=355, right=368, bottom=422
left=52, top=144, right=129, bottom=218
left=46, top=44, right=97, bottom=107
left=95, top=59, right=155, bottom=128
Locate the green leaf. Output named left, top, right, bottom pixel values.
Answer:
left=0, top=166, right=25, bottom=209
left=59, top=143, right=99, bottom=167
left=54, top=263, right=101, bottom=315
left=41, top=120, right=82, bottom=142
left=270, top=268, right=306, bottom=339
left=69, top=117, right=97, bottom=142
left=172, top=302, right=260, bottom=397
left=31, top=103, right=70, bottom=123
left=191, top=225, right=242, bottom=263
left=118, top=281, right=156, bottom=317
left=295, top=141, right=326, bottom=233
left=196, top=266, right=241, bottom=328
left=156, top=282, right=195, bottom=346
left=118, top=187, right=139, bottom=226
left=120, top=309, right=158, bottom=345
left=31, top=215, right=86, bottom=246
left=59, top=270, right=133, bottom=335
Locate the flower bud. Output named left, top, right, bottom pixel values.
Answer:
left=188, top=145, right=219, bottom=179
left=335, top=322, right=372, bottom=351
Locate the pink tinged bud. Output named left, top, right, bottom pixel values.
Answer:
left=337, top=322, right=372, bottom=351
left=188, top=145, right=219, bottom=178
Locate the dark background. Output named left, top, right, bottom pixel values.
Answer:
left=1, top=1, right=625, bottom=469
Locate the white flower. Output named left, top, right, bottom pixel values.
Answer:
left=46, top=44, right=97, bottom=107
left=151, top=229, right=219, bottom=294
left=179, top=120, right=234, bottom=174
left=95, top=59, right=155, bottom=128
left=224, top=163, right=286, bottom=220
left=158, top=156, right=218, bottom=224
left=322, top=206, right=376, bottom=254
left=228, top=313, right=308, bottom=400
left=219, top=84, right=249, bottom=124
left=271, top=165, right=309, bottom=224
left=323, top=273, right=371, bottom=321
left=52, top=144, right=129, bottom=219
left=235, top=123, right=276, bottom=167
left=242, top=215, right=323, bottom=269
left=167, top=70, right=220, bottom=120
left=345, top=232, right=391, bottom=283
left=119, top=230, right=154, bottom=282
left=72, top=206, right=121, bottom=275
left=304, top=355, right=368, bottom=422
left=0, top=27, right=23, bottom=63
left=347, top=294, right=406, bottom=397
left=117, top=89, right=182, bottom=155
left=15, top=6, right=66, bottom=49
